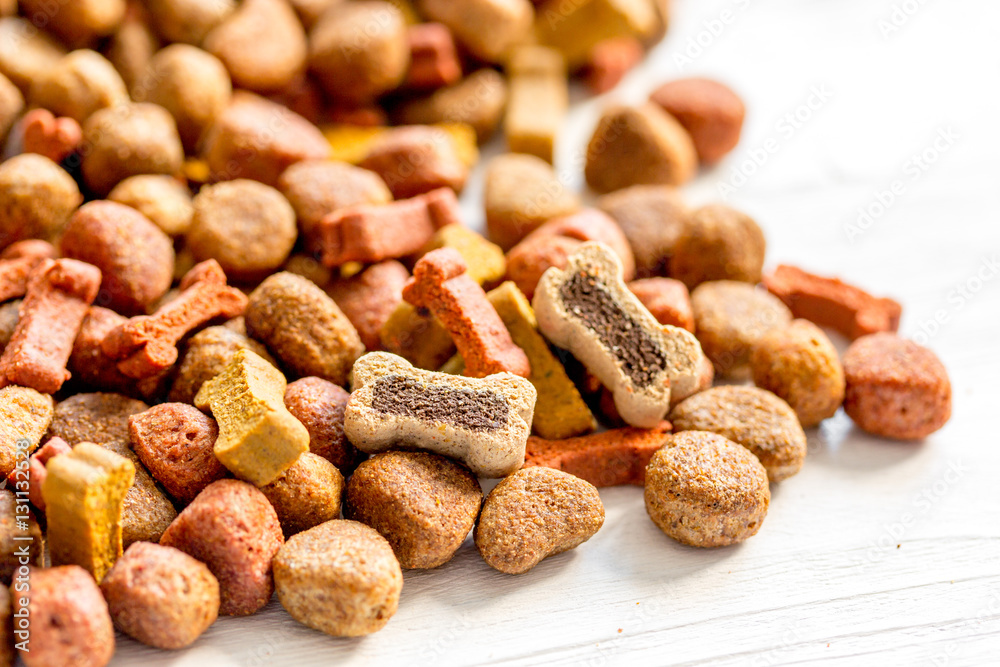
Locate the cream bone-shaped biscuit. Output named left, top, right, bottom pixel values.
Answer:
left=345, top=352, right=536, bottom=478
left=533, top=242, right=704, bottom=428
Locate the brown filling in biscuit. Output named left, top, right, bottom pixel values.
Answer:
left=559, top=271, right=666, bottom=387
left=371, top=374, right=509, bottom=431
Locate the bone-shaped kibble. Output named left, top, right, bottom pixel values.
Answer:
left=0, top=258, right=102, bottom=394
left=533, top=242, right=704, bottom=428
left=403, top=248, right=530, bottom=378
left=345, top=352, right=537, bottom=478
left=0, top=240, right=57, bottom=302
left=101, top=259, right=248, bottom=379
left=318, top=187, right=461, bottom=267
left=42, top=443, right=135, bottom=581
left=195, top=348, right=309, bottom=487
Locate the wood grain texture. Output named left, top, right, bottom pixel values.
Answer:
left=111, top=0, right=1000, bottom=664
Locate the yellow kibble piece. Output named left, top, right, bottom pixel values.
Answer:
left=423, top=225, right=505, bottom=286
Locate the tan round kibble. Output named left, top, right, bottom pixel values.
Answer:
left=346, top=451, right=482, bottom=569
left=146, top=0, right=236, bottom=45
left=108, top=175, right=194, bottom=237
left=475, top=467, right=604, bottom=575
left=0, top=154, right=82, bottom=250
left=645, top=431, right=770, bottom=547
left=20, top=0, right=125, bottom=47
left=273, top=520, right=403, bottom=637
left=259, top=453, right=345, bottom=538
left=670, top=385, right=807, bottom=482
left=670, top=204, right=766, bottom=289
left=187, top=180, right=298, bottom=282
left=30, top=49, right=128, bottom=124
left=0, top=18, right=66, bottom=94
left=751, top=319, right=845, bottom=428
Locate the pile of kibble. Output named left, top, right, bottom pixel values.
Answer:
left=0, top=0, right=952, bottom=664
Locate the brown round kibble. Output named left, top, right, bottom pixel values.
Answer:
left=598, top=185, right=690, bottom=278
left=103, top=8, right=159, bottom=92
left=475, top=467, right=605, bottom=575
left=670, top=204, right=766, bottom=290
left=146, top=0, right=236, bottom=45
left=691, top=280, right=792, bottom=379
left=245, top=272, right=365, bottom=385
left=61, top=201, right=174, bottom=314
left=159, top=479, right=284, bottom=616
left=278, top=160, right=392, bottom=244
left=843, top=333, right=951, bottom=440
left=129, top=403, right=228, bottom=504
left=309, top=2, right=410, bottom=104
left=650, top=78, right=746, bottom=165
left=29, top=49, right=128, bottom=124
left=81, top=102, right=185, bottom=196
left=0, top=154, right=82, bottom=250
left=108, top=175, right=194, bottom=237
left=283, top=377, right=359, bottom=472
left=670, top=385, right=807, bottom=482
left=205, top=0, right=307, bottom=94
left=644, top=431, right=770, bottom=547
left=100, top=542, right=220, bottom=650
left=751, top=319, right=845, bottom=428
left=346, top=451, right=482, bottom=569
left=169, top=325, right=278, bottom=404
left=272, top=520, right=403, bottom=637
left=0, top=18, right=66, bottom=95
left=259, top=452, right=345, bottom=537
left=20, top=0, right=125, bottom=47
left=394, top=68, right=508, bottom=144
left=18, top=565, right=115, bottom=667
left=134, top=44, right=232, bottom=153
left=187, top=180, right=297, bottom=282
left=48, top=392, right=149, bottom=446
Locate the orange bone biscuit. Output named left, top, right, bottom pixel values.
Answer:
left=0, top=259, right=102, bottom=394
left=523, top=421, right=673, bottom=487
left=22, top=108, right=83, bottom=164
left=318, top=188, right=460, bottom=267
left=0, top=240, right=57, bottom=302
left=403, top=248, right=530, bottom=378
left=405, top=23, right=462, bottom=89
left=102, top=260, right=248, bottom=379
left=763, top=265, right=902, bottom=341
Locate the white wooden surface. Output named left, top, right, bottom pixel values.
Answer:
left=113, top=1, right=1000, bottom=665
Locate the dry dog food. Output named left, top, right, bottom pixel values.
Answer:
left=346, top=451, right=482, bottom=569
left=523, top=421, right=673, bottom=487
left=671, top=204, right=766, bottom=289
left=763, top=264, right=903, bottom=341
left=585, top=103, right=697, bottom=193
left=168, top=325, right=275, bottom=404
left=21, top=108, right=82, bottom=164
left=0, top=153, right=81, bottom=250
left=284, top=377, right=360, bottom=473
left=0, top=490, right=43, bottom=583
left=418, top=0, right=533, bottom=63
left=100, top=439, right=178, bottom=548
left=327, top=260, right=410, bottom=351
left=160, top=479, right=283, bottom=616
left=360, top=125, right=468, bottom=199
left=258, top=452, right=345, bottom=537
left=100, top=541, right=220, bottom=650
left=670, top=385, right=807, bottom=482
left=629, top=278, right=695, bottom=332
left=15, top=565, right=115, bottom=667
left=195, top=349, right=309, bottom=487
left=346, top=351, right=536, bottom=477
left=394, top=69, right=508, bottom=144
left=102, top=260, right=248, bottom=379
left=650, top=78, right=745, bottom=165
left=691, top=280, right=792, bottom=379
left=0, top=259, right=102, bottom=394
left=598, top=184, right=689, bottom=278
left=43, top=443, right=135, bottom=580
left=47, top=392, right=148, bottom=446
left=842, top=332, right=951, bottom=440
left=61, top=201, right=174, bottom=315
left=108, top=175, right=195, bottom=237
left=645, top=431, right=770, bottom=547
left=404, top=248, right=531, bottom=378
left=69, top=307, right=156, bottom=397
left=318, top=187, right=461, bottom=267
left=6, top=436, right=70, bottom=512
left=379, top=301, right=457, bottom=370
left=475, top=467, right=605, bottom=574
left=129, top=403, right=227, bottom=504
left=246, top=271, right=364, bottom=385
left=751, top=319, right=845, bottom=428
left=484, top=153, right=580, bottom=251
left=272, top=519, right=403, bottom=637
left=504, top=45, right=567, bottom=164
left=405, top=22, right=462, bottom=89
left=533, top=242, right=703, bottom=428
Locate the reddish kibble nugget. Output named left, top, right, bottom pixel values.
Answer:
left=585, top=37, right=644, bottom=94
left=842, top=333, right=951, bottom=440
left=629, top=277, right=695, bottom=332
left=0, top=259, right=102, bottom=394
left=284, top=377, right=359, bottom=473
left=160, top=479, right=284, bottom=616
left=650, top=78, right=745, bottom=165
left=359, top=125, right=468, bottom=200
left=0, top=240, right=57, bottom=303
left=21, top=107, right=83, bottom=164
left=130, top=403, right=227, bottom=504
left=327, top=260, right=410, bottom=351
left=69, top=307, right=166, bottom=399
left=405, top=22, right=462, bottom=89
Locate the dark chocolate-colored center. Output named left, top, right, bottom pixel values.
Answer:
left=559, top=271, right=666, bottom=387
left=371, top=374, right=509, bottom=431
